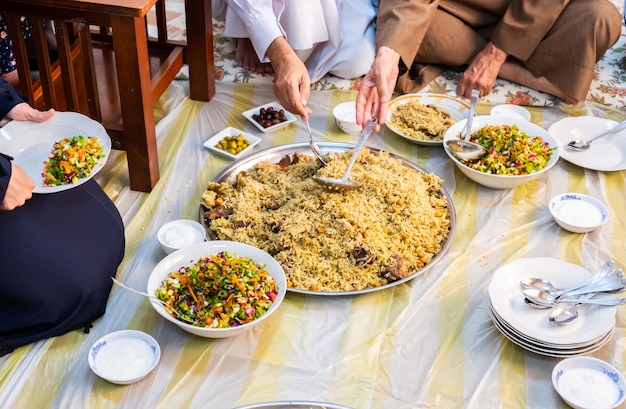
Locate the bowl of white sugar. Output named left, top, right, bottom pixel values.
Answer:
left=88, top=330, right=160, bottom=385
left=157, top=219, right=207, bottom=254
left=549, top=193, right=609, bottom=233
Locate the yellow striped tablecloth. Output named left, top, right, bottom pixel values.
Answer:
left=1, top=82, right=625, bottom=409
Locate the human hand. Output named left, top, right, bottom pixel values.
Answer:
left=456, top=42, right=508, bottom=99
left=266, top=37, right=312, bottom=121
left=0, top=163, right=34, bottom=211
left=7, top=102, right=55, bottom=122
left=355, top=46, right=400, bottom=132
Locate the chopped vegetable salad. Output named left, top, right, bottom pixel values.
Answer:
left=42, top=135, right=105, bottom=186
left=461, top=124, right=554, bottom=175
left=156, top=252, right=279, bottom=328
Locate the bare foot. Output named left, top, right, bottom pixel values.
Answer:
left=499, top=60, right=578, bottom=105
left=235, top=38, right=274, bottom=74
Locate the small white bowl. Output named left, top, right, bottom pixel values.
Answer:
left=157, top=219, right=207, bottom=254
left=88, top=330, right=160, bottom=385
left=549, top=193, right=609, bottom=233
left=242, top=102, right=297, bottom=133
left=333, top=101, right=361, bottom=134
left=490, top=104, right=531, bottom=122
left=552, top=356, right=626, bottom=409
left=147, top=240, right=287, bottom=338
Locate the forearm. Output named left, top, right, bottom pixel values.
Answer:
left=0, top=78, right=25, bottom=120
left=225, top=0, right=285, bottom=62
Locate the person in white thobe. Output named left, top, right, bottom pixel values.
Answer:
left=213, top=0, right=378, bottom=120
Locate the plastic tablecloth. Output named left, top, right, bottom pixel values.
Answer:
left=1, top=81, right=626, bottom=409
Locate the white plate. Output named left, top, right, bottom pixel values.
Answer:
left=548, top=116, right=626, bottom=171
left=242, top=102, right=297, bottom=133
left=385, top=93, right=470, bottom=146
left=203, top=127, right=261, bottom=160
left=0, top=111, right=111, bottom=193
left=490, top=308, right=613, bottom=358
left=234, top=402, right=354, bottom=409
left=490, top=302, right=612, bottom=348
left=488, top=258, right=616, bottom=345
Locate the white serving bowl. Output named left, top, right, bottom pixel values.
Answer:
left=552, top=356, right=626, bottom=409
left=147, top=240, right=287, bottom=338
left=157, top=219, right=206, bottom=254
left=549, top=193, right=609, bottom=233
left=443, top=115, right=559, bottom=189
left=88, top=330, right=160, bottom=385
left=490, top=104, right=531, bottom=122
left=333, top=101, right=361, bottom=134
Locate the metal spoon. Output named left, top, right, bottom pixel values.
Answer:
left=306, top=120, right=327, bottom=164
left=523, top=278, right=626, bottom=307
left=521, top=260, right=616, bottom=299
left=462, top=89, right=480, bottom=140
left=445, top=139, right=488, bottom=161
left=313, top=117, right=376, bottom=192
left=549, top=292, right=596, bottom=326
left=566, top=120, right=626, bottom=151
left=548, top=262, right=619, bottom=324
left=539, top=294, right=626, bottom=307
left=112, top=278, right=195, bottom=324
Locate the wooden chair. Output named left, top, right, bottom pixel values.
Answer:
left=7, top=16, right=101, bottom=119
left=4, top=0, right=215, bottom=192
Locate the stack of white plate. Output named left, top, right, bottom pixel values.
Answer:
left=488, top=258, right=616, bottom=357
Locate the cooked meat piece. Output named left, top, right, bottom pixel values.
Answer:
left=207, top=204, right=233, bottom=220
left=351, top=247, right=374, bottom=266
left=277, top=155, right=293, bottom=169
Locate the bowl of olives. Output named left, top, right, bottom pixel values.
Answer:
left=243, top=102, right=297, bottom=133
left=203, top=127, right=261, bottom=160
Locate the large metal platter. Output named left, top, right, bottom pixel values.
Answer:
left=200, top=142, right=456, bottom=296
left=233, top=401, right=354, bottom=409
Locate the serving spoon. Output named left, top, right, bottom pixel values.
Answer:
left=566, top=120, right=626, bottom=151
left=445, top=139, right=488, bottom=161
left=445, top=89, right=486, bottom=161
left=313, top=117, right=376, bottom=192
left=112, top=278, right=195, bottom=324
left=305, top=119, right=327, bottom=164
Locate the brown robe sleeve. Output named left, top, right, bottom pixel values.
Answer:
left=374, top=0, right=440, bottom=70
left=491, top=0, right=571, bottom=61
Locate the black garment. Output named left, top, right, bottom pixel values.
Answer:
left=0, top=175, right=125, bottom=356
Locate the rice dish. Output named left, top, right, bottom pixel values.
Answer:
left=201, top=149, right=451, bottom=293
left=389, top=101, right=455, bottom=141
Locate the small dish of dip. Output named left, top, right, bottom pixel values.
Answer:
left=157, top=219, right=207, bottom=254
left=552, top=356, right=626, bottom=409
left=490, top=104, right=531, bottom=122
left=549, top=193, right=609, bottom=233
left=88, top=330, right=160, bottom=385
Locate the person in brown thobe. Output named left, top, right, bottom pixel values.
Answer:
left=356, top=0, right=623, bottom=129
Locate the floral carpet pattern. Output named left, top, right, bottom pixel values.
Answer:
left=156, top=0, right=626, bottom=110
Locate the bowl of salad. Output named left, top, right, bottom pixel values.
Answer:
left=147, top=240, right=287, bottom=338
left=443, top=115, right=559, bottom=189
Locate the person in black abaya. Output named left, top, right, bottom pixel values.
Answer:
left=0, top=77, right=125, bottom=356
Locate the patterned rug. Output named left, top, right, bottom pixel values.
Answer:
left=149, top=1, right=626, bottom=109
